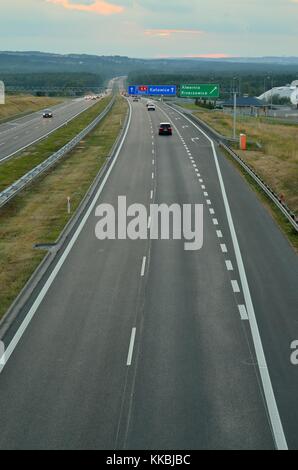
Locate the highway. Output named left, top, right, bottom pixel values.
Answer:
left=0, top=95, right=297, bottom=450
left=0, top=98, right=100, bottom=163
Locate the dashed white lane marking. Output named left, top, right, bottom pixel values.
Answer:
left=199, top=178, right=203, bottom=183
left=204, top=192, right=208, bottom=196
left=213, top=218, right=219, bottom=225
left=231, top=280, right=241, bottom=293
left=216, top=230, right=223, bottom=238
left=152, top=149, right=155, bottom=154
left=238, top=305, right=249, bottom=321
left=201, top=185, right=206, bottom=189
left=193, top=164, right=197, bottom=168
left=147, top=216, right=152, bottom=229
left=162, top=103, right=288, bottom=449
left=220, top=244, right=228, bottom=253
left=206, top=200, right=211, bottom=205
left=141, top=256, right=147, bottom=277
left=150, top=190, right=154, bottom=200
left=152, top=159, right=155, bottom=164
left=209, top=208, right=215, bottom=215
left=127, top=328, right=137, bottom=366
left=225, top=260, right=234, bottom=271
left=152, top=172, right=154, bottom=180
left=195, top=169, right=199, bottom=173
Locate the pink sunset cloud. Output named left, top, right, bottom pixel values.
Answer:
left=145, top=29, right=204, bottom=38
left=46, top=0, right=124, bottom=15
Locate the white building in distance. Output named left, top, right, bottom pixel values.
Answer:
left=259, top=80, right=298, bottom=105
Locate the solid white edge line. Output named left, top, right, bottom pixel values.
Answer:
left=0, top=99, right=133, bottom=374
left=167, top=104, right=288, bottom=450
left=126, top=327, right=137, bottom=366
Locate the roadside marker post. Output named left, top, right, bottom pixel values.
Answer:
left=67, top=197, right=71, bottom=215
left=0, top=81, right=5, bottom=105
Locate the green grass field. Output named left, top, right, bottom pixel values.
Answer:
left=0, top=94, right=63, bottom=123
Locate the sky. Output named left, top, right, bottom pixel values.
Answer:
left=0, top=0, right=297, bottom=58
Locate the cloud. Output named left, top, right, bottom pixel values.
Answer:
left=46, top=0, right=124, bottom=15
left=144, top=29, right=204, bottom=38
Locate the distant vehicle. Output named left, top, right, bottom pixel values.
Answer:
left=146, top=101, right=154, bottom=107
left=147, top=104, right=156, bottom=111
left=133, top=97, right=139, bottom=102
left=43, top=110, right=53, bottom=118
left=159, top=122, right=172, bottom=136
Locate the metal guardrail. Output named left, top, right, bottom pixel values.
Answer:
left=220, top=142, right=298, bottom=232
left=167, top=102, right=298, bottom=232
left=0, top=97, right=115, bottom=209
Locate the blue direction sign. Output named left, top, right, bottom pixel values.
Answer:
left=128, top=85, right=177, bottom=96
left=148, top=85, right=177, bottom=96
left=128, top=85, right=136, bottom=95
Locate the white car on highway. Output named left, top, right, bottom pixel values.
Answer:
left=42, top=109, right=53, bottom=118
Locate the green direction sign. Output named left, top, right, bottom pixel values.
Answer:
left=180, top=84, right=220, bottom=98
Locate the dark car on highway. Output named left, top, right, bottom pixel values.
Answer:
left=159, top=122, right=172, bottom=136
left=43, top=109, right=53, bottom=118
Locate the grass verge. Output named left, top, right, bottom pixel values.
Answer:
left=221, top=147, right=298, bottom=252
left=0, top=95, right=63, bottom=123
left=0, top=96, right=128, bottom=321
left=0, top=95, right=112, bottom=192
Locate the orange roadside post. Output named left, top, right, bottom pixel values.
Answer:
left=240, top=133, right=247, bottom=150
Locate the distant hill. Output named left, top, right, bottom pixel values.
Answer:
left=0, top=51, right=298, bottom=78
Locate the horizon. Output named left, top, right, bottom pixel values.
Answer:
left=1, top=50, right=298, bottom=61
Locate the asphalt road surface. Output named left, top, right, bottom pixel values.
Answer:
left=0, top=96, right=297, bottom=450
left=0, top=98, right=99, bottom=163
